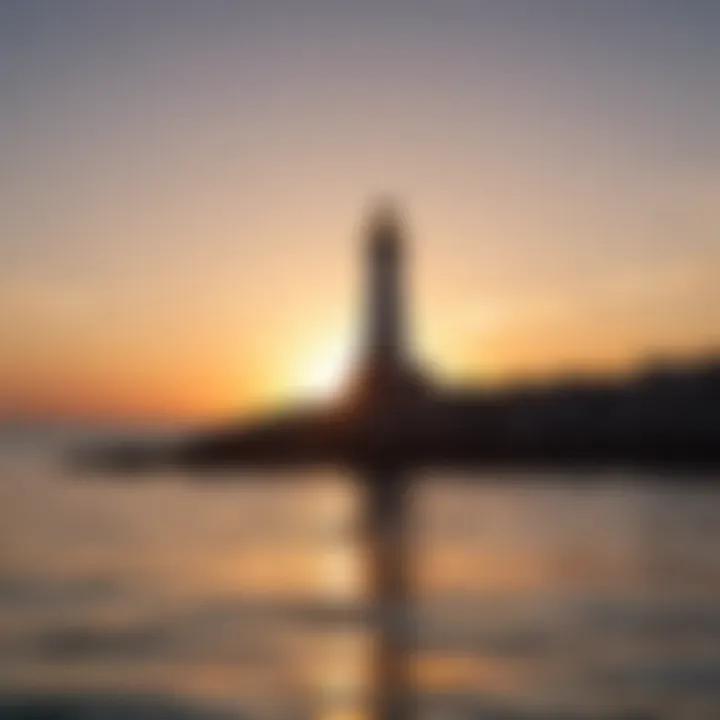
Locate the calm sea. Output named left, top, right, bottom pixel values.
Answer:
left=1, top=430, right=719, bottom=719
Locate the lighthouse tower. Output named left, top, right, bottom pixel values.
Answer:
left=366, top=204, right=406, bottom=368
left=349, top=203, right=429, bottom=409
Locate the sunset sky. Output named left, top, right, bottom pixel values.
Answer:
left=1, top=0, right=719, bottom=422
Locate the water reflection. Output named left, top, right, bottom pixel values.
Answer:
left=1, top=438, right=720, bottom=718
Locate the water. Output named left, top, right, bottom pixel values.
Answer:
left=1, top=432, right=720, bottom=719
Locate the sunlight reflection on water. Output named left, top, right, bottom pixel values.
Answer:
left=1, top=436, right=720, bottom=719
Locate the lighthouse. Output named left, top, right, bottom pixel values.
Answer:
left=366, top=204, right=406, bottom=366
left=349, top=203, right=429, bottom=409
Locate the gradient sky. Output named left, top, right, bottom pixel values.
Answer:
left=1, top=0, right=719, bottom=421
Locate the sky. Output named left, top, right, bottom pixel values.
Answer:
left=1, top=0, right=719, bottom=422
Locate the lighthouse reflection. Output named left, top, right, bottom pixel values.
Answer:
left=361, top=466, right=416, bottom=720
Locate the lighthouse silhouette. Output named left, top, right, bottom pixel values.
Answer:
left=349, top=202, right=430, bottom=411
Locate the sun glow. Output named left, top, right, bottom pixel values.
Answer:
left=298, top=338, right=356, bottom=399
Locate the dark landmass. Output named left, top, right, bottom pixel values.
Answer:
left=76, top=354, right=720, bottom=475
